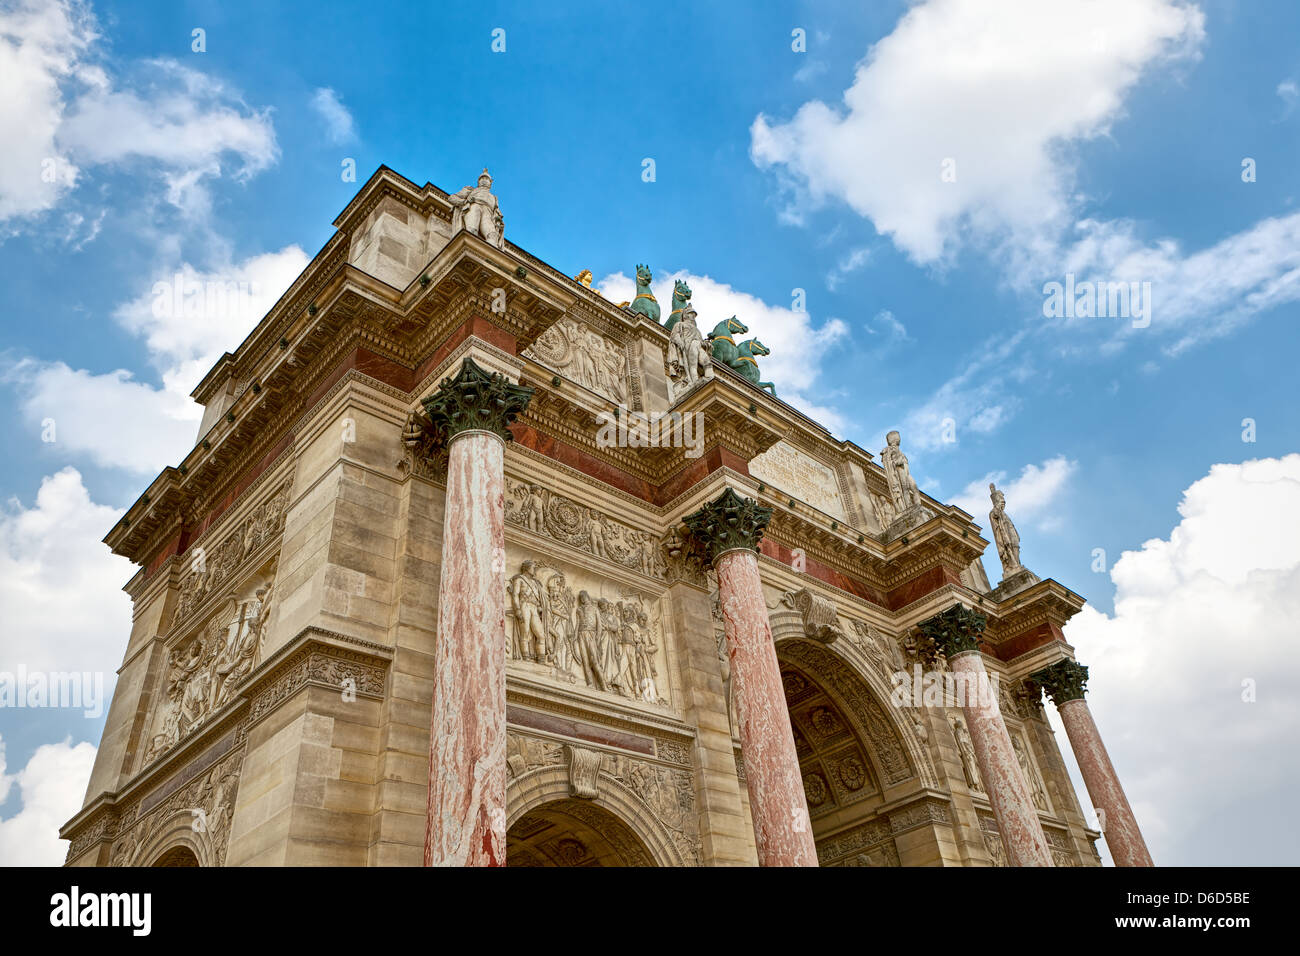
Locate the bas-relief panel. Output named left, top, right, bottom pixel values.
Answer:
left=505, top=547, right=674, bottom=709
left=522, top=317, right=629, bottom=405
left=174, top=480, right=290, bottom=625
left=748, top=441, right=846, bottom=520
left=139, top=560, right=276, bottom=770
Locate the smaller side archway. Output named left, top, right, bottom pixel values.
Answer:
left=507, top=764, right=689, bottom=867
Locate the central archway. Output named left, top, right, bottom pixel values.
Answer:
left=507, top=799, right=657, bottom=866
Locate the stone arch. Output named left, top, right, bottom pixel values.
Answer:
left=127, top=810, right=216, bottom=868
left=770, top=622, right=936, bottom=791
left=507, top=765, right=686, bottom=867
left=152, top=845, right=201, bottom=867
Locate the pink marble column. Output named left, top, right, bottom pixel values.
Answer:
left=686, top=488, right=817, bottom=867
left=417, top=356, right=533, bottom=867
left=425, top=429, right=506, bottom=866
left=1035, top=659, right=1153, bottom=866
left=949, top=652, right=1054, bottom=867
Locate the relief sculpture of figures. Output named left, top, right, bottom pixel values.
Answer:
left=510, top=560, right=550, bottom=662
left=988, top=482, right=1023, bottom=576
left=448, top=167, right=504, bottom=249
left=523, top=318, right=628, bottom=404
left=507, top=559, right=664, bottom=705
left=881, top=430, right=921, bottom=514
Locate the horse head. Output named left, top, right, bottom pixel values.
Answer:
left=635, top=264, right=652, bottom=287
left=744, top=338, right=770, bottom=357
left=672, top=278, right=692, bottom=303
left=727, top=315, right=749, bottom=336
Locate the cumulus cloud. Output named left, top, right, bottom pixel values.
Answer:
left=4, top=245, right=308, bottom=473
left=0, top=0, right=278, bottom=228
left=0, top=467, right=132, bottom=678
left=310, top=87, right=355, bottom=143
left=751, top=0, right=1204, bottom=265
left=0, top=735, right=97, bottom=866
left=1060, top=455, right=1300, bottom=865
left=597, top=269, right=850, bottom=432
left=949, top=455, right=1077, bottom=530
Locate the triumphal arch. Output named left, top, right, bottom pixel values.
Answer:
left=61, top=166, right=1151, bottom=867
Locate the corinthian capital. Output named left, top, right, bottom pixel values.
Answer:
left=916, top=604, right=986, bottom=660
left=421, top=356, right=535, bottom=443
left=683, top=488, right=772, bottom=564
left=1031, top=659, right=1089, bottom=705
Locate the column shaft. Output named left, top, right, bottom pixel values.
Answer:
left=424, top=430, right=506, bottom=866
left=1058, top=698, right=1153, bottom=867
left=950, top=653, right=1053, bottom=867
left=715, top=549, right=818, bottom=867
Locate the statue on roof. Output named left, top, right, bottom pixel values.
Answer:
left=666, top=302, right=711, bottom=399
left=665, top=279, right=693, bottom=330
left=574, top=269, right=602, bottom=295
left=881, top=430, right=920, bottom=514
left=449, top=168, right=505, bottom=249
left=988, top=482, right=1023, bottom=576
left=626, top=264, right=660, bottom=323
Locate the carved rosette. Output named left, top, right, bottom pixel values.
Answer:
left=421, top=356, right=535, bottom=443
left=683, top=488, right=772, bottom=564
left=915, top=604, right=986, bottom=660
left=1032, top=659, right=1089, bottom=705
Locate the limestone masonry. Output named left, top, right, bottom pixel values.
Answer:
left=60, top=166, right=1150, bottom=867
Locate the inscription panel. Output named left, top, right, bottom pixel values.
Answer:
left=749, top=442, right=846, bottom=520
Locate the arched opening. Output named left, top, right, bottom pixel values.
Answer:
left=151, top=845, right=200, bottom=867
left=507, top=798, right=658, bottom=867
left=779, top=640, right=916, bottom=866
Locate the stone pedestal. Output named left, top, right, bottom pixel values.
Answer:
left=686, top=489, right=818, bottom=867
left=921, top=606, right=1053, bottom=867
left=418, top=357, right=533, bottom=866
left=1034, top=660, right=1153, bottom=867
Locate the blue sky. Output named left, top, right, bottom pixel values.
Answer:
left=2, top=0, right=1298, bottom=865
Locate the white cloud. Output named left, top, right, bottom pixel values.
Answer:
left=310, top=87, right=355, bottom=143
left=864, top=308, right=910, bottom=344
left=825, top=245, right=871, bottom=290
left=597, top=269, right=850, bottom=433
left=751, top=0, right=1204, bottom=265
left=1061, top=455, right=1300, bottom=865
left=5, top=245, right=308, bottom=473
left=0, top=0, right=278, bottom=227
left=0, top=735, right=97, bottom=866
left=1057, top=212, right=1300, bottom=354
left=0, top=467, right=132, bottom=678
left=899, top=327, right=1032, bottom=450
left=949, top=455, right=1077, bottom=530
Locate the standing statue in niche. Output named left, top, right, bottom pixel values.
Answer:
left=988, top=482, right=1023, bottom=576
left=881, top=430, right=921, bottom=514
left=951, top=717, right=983, bottom=792
left=449, top=168, right=505, bottom=249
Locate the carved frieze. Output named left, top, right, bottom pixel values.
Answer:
left=523, top=316, right=630, bottom=405
left=505, top=478, right=666, bottom=579
left=174, top=480, right=290, bottom=625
